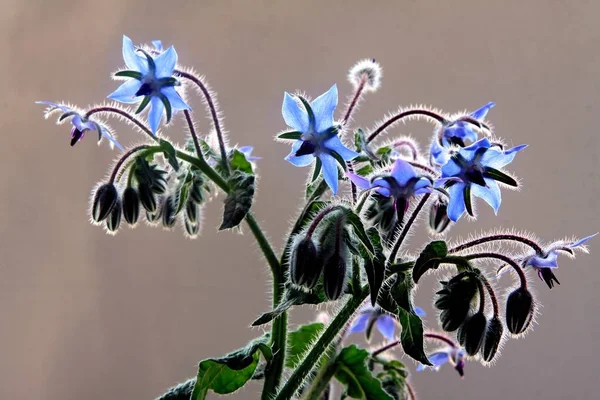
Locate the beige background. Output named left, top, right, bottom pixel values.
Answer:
left=1, top=0, right=599, bottom=398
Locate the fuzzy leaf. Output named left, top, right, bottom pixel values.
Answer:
left=230, top=149, right=254, bottom=174
left=397, top=307, right=430, bottom=366
left=160, top=139, right=179, bottom=171
left=277, top=131, right=302, bottom=140
left=412, top=241, right=448, bottom=283
left=286, top=322, right=325, bottom=369
left=362, top=227, right=385, bottom=306
left=335, top=345, right=393, bottom=400
left=219, top=171, right=255, bottom=230
left=251, top=283, right=327, bottom=326
left=345, top=209, right=375, bottom=257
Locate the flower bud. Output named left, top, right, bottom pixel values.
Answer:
left=146, top=209, right=162, bottom=223
left=348, top=58, right=382, bottom=92
left=323, top=252, right=347, bottom=300
left=186, top=201, right=199, bottom=223
left=184, top=219, right=200, bottom=237
left=462, top=312, right=487, bottom=356
left=289, top=237, right=321, bottom=289
left=92, top=183, right=118, bottom=222
left=138, top=183, right=157, bottom=213
left=122, top=187, right=140, bottom=225
left=190, top=176, right=206, bottom=204
left=435, top=272, right=478, bottom=332
left=106, top=198, right=122, bottom=232
left=505, top=287, right=534, bottom=335
left=482, top=316, right=504, bottom=362
left=162, top=196, right=177, bottom=228
left=429, top=197, right=451, bottom=234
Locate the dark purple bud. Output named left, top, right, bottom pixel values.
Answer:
left=190, top=176, right=205, bottom=204
left=186, top=201, right=199, bottom=224
left=538, top=268, right=560, bottom=289
left=322, top=252, right=347, bottom=300
left=138, top=183, right=157, bottom=213
left=505, top=287, right=534, bottom=335
left=289, top=237, right=321, bottom=289
left=429, top=197, right=451, bottom=234
left=162, top=196, right=177, bottom=228
left=122, top=187, right=140, bottom=225
left=436, top=272, right=478, bottom=332
left=92, top=183, right=118, bottom=222
left=106, top=198, right=122, bottom=232
left=482, top=316, right=504, bottom=362
left=294, top=140, right=316, bottom=157
left=440, top=305, right=470, bottom=332
left=462, top=312, right=487, bottom=356
left=70, top=127, right=85, bottom=146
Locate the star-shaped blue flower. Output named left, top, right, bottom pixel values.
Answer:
left=521, top=233, right=597, bottom=288
left=441, top=138, right=527, bottom=222
left=281, top=85, right=358, bottom=194
left=348, top=305, right=425, bottom=341
left=36, top=101, right=123, bottom=150
left=417, top=346, right=466, bottom=378
left=108, top=36, right=190, bottom=134
left=431, top=102, right=495, bottom=165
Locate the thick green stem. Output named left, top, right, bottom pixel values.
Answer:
left=302, top=352, right=338, bottom=400
left=275, top=292, right=367, bottom=400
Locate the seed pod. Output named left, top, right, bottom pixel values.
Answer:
left=138, top=183, right=157, bottom=213
left=505, top=287, right=534, bottom=335
left=322, top=252, right=347, bottom=300
left=289, top=237, right=321, bottom=289
left=482, top=316, right=504, bottom=362
left=462, top=312, right=487, bottom=356
left=429, top=197, right=451, bottom=234
left=162, top=196, right=177, bottom=228
left=122, top=187, right=140, bottom=225
left=106, top=199, right=122, bottom=232
left=92, top=183, right=118, bottom=222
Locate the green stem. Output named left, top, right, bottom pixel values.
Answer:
left=302, top=345, right=338, bottom=400
left=275, top=292, right=367, bottom=400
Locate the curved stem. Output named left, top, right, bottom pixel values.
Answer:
left=423, top=332, right=457, bottom=348
left=393, top=140, right=418, bottom=160
left=183, top=109, right=203, bottom=158
left=371, top=340, right=400, bottom=358
left=85, top=106, right=158, bottom=142
left=476, top=278, right=486, bottom=314
left=306, top=205, right=344, bottom=238
left=388, top=194, right=431, bottom=263
left=406, top=381, right=417, bottom=400
left=175, top=70, right=230, bottom=175
left=342, top=74, right=367, bottom=125
left=367, top=109, right=448, bottom=143
left=406, top=161, right=438, bottom=176
left=465, top=252, right=527, bottom=288
left=108, top=145, right=152, bottom=184
left=449, top=234, right=543, bottom=254
left=479, top=274, right=499, bottom=316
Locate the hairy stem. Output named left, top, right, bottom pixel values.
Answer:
left=367, top=109, right=448, bottom=143
left=449, top=234, right=543, bottom=254
left=424, top=332, right=457, bottom=348
left=306, top=205, right=344, bottom=238
left=464, top=252, right=527, bottom=288
left=388, top=194, right=431, bottom=263
left=183, top=109, right=203, bottom=158
left=85, top=106, right=158, bottom=142
left=302, top=347, right=338, bottom=400
left=108, top=145, right=152, bottom=184
left=479, top=274, right=499, bottom=316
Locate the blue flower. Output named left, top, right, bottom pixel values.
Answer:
left=521, top=233, right=597, bottom=288
left=441, top=138, right=527, bottom=222
left=108, top=36, right=190, bottom=134
left=348, top=305, right=425, bottom=341
left=431, top=102, right=495, bottom=164
left=417, top=346, right=466, bottom=378
left=239, top=146, right=261, bottom=162
left=281, top=85, right=359, bottom=194
left=36, top=101, right=123, bottom=150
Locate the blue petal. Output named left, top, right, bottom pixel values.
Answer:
left=376, top=315, right=396, bottom=340
left=311, top=84, right=338, bottom=133
left=152, top=40, right=163, bottom=51
left=148, top=96, right=164, bottom=134
left=471, top=178, right=501, bottom=214
left=319, top=152, right=339, bottom=194
left=390, top=159, right=417, bottom=186
left=447, top=183, right=466, bottom=222
left=36, top=101, right=71, bottom=113
left=570, top=233, right=599, bottom=248
left=429, top=351, right=450, bottom=367
left=470, top=102, right=495, bottom=120
left=154, top=46, right=177, bottom=78
left=282, top=93, right=309, bottom=132
left=414, top=307, right=426, bottom=317
left=161, top=86, right=191, bottom=111
left=444, top=123, right=477, bottom=143
left=480, top=144, right=527, bottom=169
left=430, top=140, right=449, bottom=165
left=347, top=172, right=371, bottom=190
left=416, top=364, right=427, bottom=372
left=97, top=125, right=124, bottom=151
left=285, top=140, right=315, bottom=167
left=528, top=253, right=559, bottom=268
left=414, top=178, right=433, bottom=195
left=122, top=35, right=147, bottom=74
left=71, top=115, right=95, bottom=132
left=107, top=79, right=143, bottom=103
left=324, top=135, right=359, bottom=161
left=441, top=158, right=462, bottom=178
left=348, top=313, right=370, bottom=335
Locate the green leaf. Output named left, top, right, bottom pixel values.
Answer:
left=484, top=166, right=518, bottom=187
left=285, top=322, right=325, bottom=369
left=345, top=209, right=375, bottom=257
left=251, top=283, right=327, bottom=326
left=277, top=131, right=302, bottom=140
left=412, top=240, right=448, bottom=283
left=334, top=345, right=393, bottom=400
left=355, top=164, right=374, bottom=176
left=135, top=95, right=151, bottom=114
left=229, top=149, right=253, bottom=174
left=114, top=70, right=143, bottom=80
left=191, top=335, right=270, bottom=400
left=159, top=139, right=179, bottom=171
left=306, top=178, right=328, bottom=200
left=362, top=227, right=385, bottom=306
left=219, top=171, right=255, bottom=230
left=397, top=307, right=431, bottom=366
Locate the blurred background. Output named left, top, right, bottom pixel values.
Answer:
left=1, top=0, right=599, bottom=398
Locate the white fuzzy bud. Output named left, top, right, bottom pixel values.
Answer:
left=348, top=59, right=382, bottom=92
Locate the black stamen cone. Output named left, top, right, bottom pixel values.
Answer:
left=294, top=140, right=316, bottom=157
left=289, top=237, right=321, bottom=289
left=135, top=82, right=153, bottom=97
left=70, top=127, right=85, bottom=146
left=106, top=199, right=122, bottom=232
left=539, top=268, right=560, bottom=289
left=122, top=187, right=140, bottom=224
left=92, top=183, right=118, bottom=222
left=429, top=197, right=451, bottom=234
left=505, top=287, right=534, bottom=335
left=482, top=316, right=504, bottom=362
left=462, top=312, right=487, bottom=356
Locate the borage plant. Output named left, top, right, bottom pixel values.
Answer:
left=38, top=37, right=596, bottom=400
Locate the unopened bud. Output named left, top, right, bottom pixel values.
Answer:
left=190, top=176, right=205, bottom=204
left=462, top=312, right=487, bottom=356
left=348, top=58, right=382, bottom=92
left=482, top=316, right=504, bottom=362
left=138, top=183, right=157, bottom=213
left=186, top=201, right=199, bottom=223
left=289, top=237, right=321, bottom=289
left=184, top=219, right=200, bottom=237
left=92, top=183, right=118, bottom=222
left=323, top=252, right=347, bottom=300
left=162, top=196, right=177, bottom=228
left=122, top=187, right=140, bottom=225
left=106, top=199, right=122, bottom=232
left=435, top=272, right=478, bottom=332
left=505, top=287, right=534, bottom=335
left=429, top=197, right=451, bottom=234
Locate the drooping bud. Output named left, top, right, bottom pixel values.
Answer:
left=323, top=251, right=347, bottom=300
left=146, top=208, right=162, bottom=223
left=289, top=237, right=321, bottom=289
left=505, top=287, right=534, bottom=335
left=162, top=196, right=177, bottom=228
left=429, top=197, right=451, bottom=234
left=482, top=316, right=504, bottom=362
left=435, top=272, right=478, bottom=332
left=184, top=219, right=200, bottom=237
left=538, top=268, right=560, bottom=289
left=92, top=183, right=118, bottom=222
left=122, top=187, right=140, bottom=225
left=186, top=201, right=199, bottom=224
left=189, top=175, right=206, bottom=204
left=138, top=183, right=157, bottom=213
left=462, top=312, right=487, bottom=356
left=106, top=198, right=122, bottom=232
